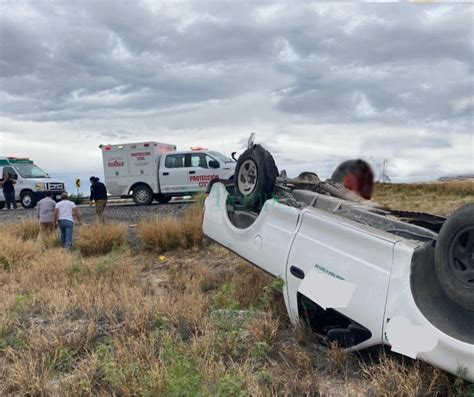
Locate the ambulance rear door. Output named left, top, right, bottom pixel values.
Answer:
left=102, top=145, right=131, bottom=196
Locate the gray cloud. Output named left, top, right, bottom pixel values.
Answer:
left=0, top=0, right=472, bottom=181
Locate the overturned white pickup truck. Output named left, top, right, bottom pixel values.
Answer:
left=203, top=144, right=474, bottom=381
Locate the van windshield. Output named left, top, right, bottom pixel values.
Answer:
left=15, top=165, right=50, bottom=178
left=208, top=151, right=234, bottom=163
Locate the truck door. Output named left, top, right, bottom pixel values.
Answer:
left=286, top=209, right=394, bottom=349
left=187, top=153, right=220, bottom=193
left=160, top=153, right=188, bottom=194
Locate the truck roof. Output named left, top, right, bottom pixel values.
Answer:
left=99, top=141, right=176, bottom=151
left=170, top=150, right=209, bottom=155
left=0, top=157, right=34, bottom=165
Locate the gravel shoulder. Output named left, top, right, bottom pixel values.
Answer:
left=0, top=201, right=190, bottom=225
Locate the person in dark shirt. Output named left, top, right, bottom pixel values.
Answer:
left=90, top=176, right=108, bottom=223
left=0, top=173, right=17, bottom=210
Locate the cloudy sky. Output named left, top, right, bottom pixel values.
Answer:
left=1, top=0, right=473, bottom=182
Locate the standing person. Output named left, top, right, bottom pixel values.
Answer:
left=0, top=173, right=17, bottom=210
left=90, top=176, right=108, bottom=223
left=37, top=191, right=56, bottom=236
left=54, top=192, right=81, bottom=250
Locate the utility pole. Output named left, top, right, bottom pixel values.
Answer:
left=382, top=159, right=390, bottom=183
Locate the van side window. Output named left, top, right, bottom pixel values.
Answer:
left=165, top=154, right=185, bottom=168
left=2, top=166, right=17, bottom=179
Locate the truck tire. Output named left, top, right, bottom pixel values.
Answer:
left=234, top=144, right=278, bottom=208
left=20, top=190, right=36, bottom=209
left=435, top=203, right=474, bottom=311
left=156, top=194, right=172, bottom=204
left=132, top=184, right=154, bottom=206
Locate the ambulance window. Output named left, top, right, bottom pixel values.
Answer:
left=165, top=154, right=185, bottom=168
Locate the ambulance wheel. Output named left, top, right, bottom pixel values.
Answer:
left=156, top=194, right=172, bottom=204
left=132, top=184, right=154, bottom=206
left=0, top=202, right=4, bottom=210
left=435, top=204, right=474, bottom=311
left=234, top=144, right=278, bottom=208
left=20, top=190, right=36, bottom=209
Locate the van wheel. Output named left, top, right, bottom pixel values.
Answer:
left=132, top=185, right=154, bottom=206
left=20, top=191, right=36, bottom=209
left=435, top=204, right=474, bottom=311
left=156, top=194, right=172, bottom=204
left=234, top=144, right=278, bottom=208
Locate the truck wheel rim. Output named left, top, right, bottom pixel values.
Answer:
left=449, top=226, right=474, bottom=288
left=23, top=195, right=32, bottom=206
left=137, top=190, right=149, bottom=203
left=238, top=159, right=258, bottom=196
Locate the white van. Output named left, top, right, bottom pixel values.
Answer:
left=0, top=157, right=65, bottom=209
left=100, top=141, right=236, bottom=205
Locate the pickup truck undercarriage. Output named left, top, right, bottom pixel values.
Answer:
left=203, top=144, right=474, bottom=381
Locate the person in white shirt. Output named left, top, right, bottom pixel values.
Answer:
left=54, top=192, right=81, bottom=250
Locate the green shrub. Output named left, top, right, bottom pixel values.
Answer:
left=69, top=193, right=84, bottom=205
left=215, top=371, right=246, bottom=397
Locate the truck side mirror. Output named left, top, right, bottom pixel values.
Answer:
left=209, top=160, right=220, bottom=169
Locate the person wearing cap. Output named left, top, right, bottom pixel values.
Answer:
left=37, top=191, right=56, bottom=236
left=54, top=192, right=81, bottom=250
left=89, top=176, right=108, bottom=223
left=331, top=159, right=375, bottom=200
left=0, top=173, right=17, bottom=210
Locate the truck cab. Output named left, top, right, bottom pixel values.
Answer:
left=101, top=142, right=236, bottom=205
left=0, top=157, right=65, bottom=209
left=159, top=150, right=235, bottom=196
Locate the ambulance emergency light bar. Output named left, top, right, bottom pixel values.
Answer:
left=99, top=142, right=177, bottom=151
left=3, top=157, right=34, bottom=164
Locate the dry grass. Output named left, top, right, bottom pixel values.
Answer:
left=0, top=231, right=331, bottom=396
left=0, top=234, right=40, bottom=270
left=374, top=180, right=474, bottom=216
left=0, top=186, right=472, bottom=395
left=362, top=354, right=453, bottom=396
left=76, top=223, right=127, bottom=256
left=138, top=203, right=204, bottom=253
left=10, top=221, right=40, bottom=241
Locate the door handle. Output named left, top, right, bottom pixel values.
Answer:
left=290, top=266, right=305, bottom=280
left=163, top=172, right=169, bottom=176
left=189, top=171, right=196, bottom=175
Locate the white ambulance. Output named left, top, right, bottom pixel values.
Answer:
left=0, top=157, right=65, bottom=209
left=100, top=142, right=236, bottom=205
